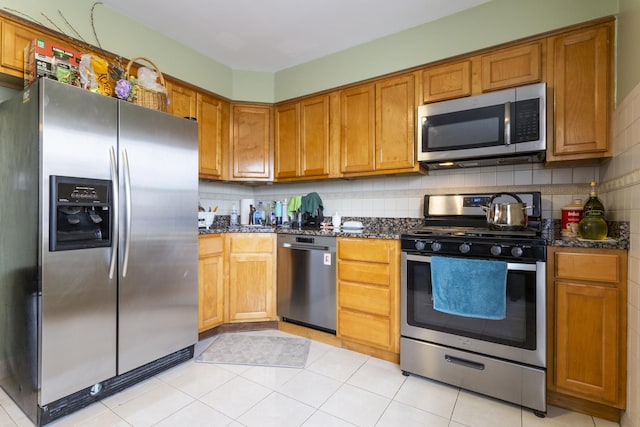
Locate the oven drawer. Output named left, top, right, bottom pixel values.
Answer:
left=400, top=337, right=546, bottom=412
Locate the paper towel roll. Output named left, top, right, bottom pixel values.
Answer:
left=240, top=199, right=254, bottom=225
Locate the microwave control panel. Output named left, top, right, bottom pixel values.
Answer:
left=513, top=98, right=540, bottom=143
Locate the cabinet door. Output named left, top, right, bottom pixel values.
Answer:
left=375, top=74, right=415, bottom=171
left=197, top=93, right=225, bottom=179
left=225, top=234, right=275, bottom=322
left=1, top=20, right=38, bottom=77
left=480, top=42, right=541, bottom=91
left=550, top=24, right=612, bottom=159
left=231, top=104, right=273, bottom=180
left=555, top=281, right=619, bottom=404
left=198, top=236, right=224, bottom=332
left=340, top=84, right=375, bottom=173
left=300, top=95, right=330, bottom=177
left=274, top=102, right=300, bottom=179
left=167, top=82, right=197, bottom=119
left=421, top=60, right=471, bottom=103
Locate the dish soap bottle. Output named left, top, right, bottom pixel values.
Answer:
left=230, top=205, right=238, bottom=227
left=577, top=181, right=608, bottom=240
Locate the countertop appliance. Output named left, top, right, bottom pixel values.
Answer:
left=0, top=79, right=198, bottom=425
left=400, top=192, right=547, bottom=417
left=417, top=83, right=547, bottom=169
left=277, top=235, right=336, bottom=333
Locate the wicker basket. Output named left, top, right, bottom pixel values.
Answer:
left=125, top=57, right=167, bottom=112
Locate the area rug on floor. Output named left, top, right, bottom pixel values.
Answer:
left=195, top=334, right=311, bottom=368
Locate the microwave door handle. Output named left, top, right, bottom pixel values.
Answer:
left=504, top=101, right=512, bottom=145
left=504, top=101, right=511, bottom=145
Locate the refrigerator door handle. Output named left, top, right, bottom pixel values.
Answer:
left=122, top=148, right=132, bottom=277
left=109, top=146, right=119, bottom=280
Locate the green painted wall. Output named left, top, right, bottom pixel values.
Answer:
left=0, top=0, right=619, bottom=103
left=617, top=0, right=640, bottom=101
left=274, top=0, right=619, bottom=101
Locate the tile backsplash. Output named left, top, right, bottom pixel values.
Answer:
left=200, top=163, right=600, bottom=221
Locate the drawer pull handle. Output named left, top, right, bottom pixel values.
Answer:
left=445, top=355, right=485, bottom=370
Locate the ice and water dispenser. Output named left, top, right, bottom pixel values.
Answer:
left=49, top=176, right=112, bottom=251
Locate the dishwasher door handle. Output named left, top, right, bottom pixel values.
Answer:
left=282, top=243, right=331, bottom=251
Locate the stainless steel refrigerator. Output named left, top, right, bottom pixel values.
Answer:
left=0, top=79, right=198, bottom=425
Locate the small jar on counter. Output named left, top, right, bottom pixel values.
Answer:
left=561, top=199, right=583, bottom=238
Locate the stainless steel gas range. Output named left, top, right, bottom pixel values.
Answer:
left=400, top=192, right=547, bottom=417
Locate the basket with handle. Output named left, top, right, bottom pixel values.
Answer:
left=125, top=57, right=168, bottom=112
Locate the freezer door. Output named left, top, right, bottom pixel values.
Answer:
left=39, top=80, right=119, bottom=405
left=117, top=102, right=198, bottom=374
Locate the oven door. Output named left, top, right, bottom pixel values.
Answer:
left=401, top=252, right=546, bottom=368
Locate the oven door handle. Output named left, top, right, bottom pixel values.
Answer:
left=404, top=253, right=542, bottom=272
left=445, top=355, right=485, bottom=370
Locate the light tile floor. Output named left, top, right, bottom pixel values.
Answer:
left=0, top=329, right=621, bottom=427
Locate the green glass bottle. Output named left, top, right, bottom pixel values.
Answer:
left=577, top=181, right=608, bottom=240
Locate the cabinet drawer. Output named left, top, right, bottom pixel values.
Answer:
left=338, top=310, right=391, bottom=349
left=228, top=234, right=274, bottom=253
left=339, top=282, right=390, bottom=316
left=199, top=235, right=223, bottom=256
left=338, top=238, right=391, bottom=263
left=555, top=252, right=620, bottom=283
left=338, top=260, right=390, bottom=286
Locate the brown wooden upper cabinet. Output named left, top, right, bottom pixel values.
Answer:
left=1, top=20, right=39, bottom=78
left=341, top=74, right=419, bottom=176
left=547, top=22, right=613, bottom=161
left=480, top=42, right=542, bottom=91
left=275, top=94, right=330, bottom=180
left=167, top=81, right=197, bottom=119
left=231, top=104, right=273, bottom=181
left=421, top=60, right=471, bottom=103
left=198, top=93, right=229, bottom=180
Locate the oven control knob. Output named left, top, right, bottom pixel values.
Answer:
left=458, top=243, right=471, bottom=254
left=511, top=246, right=524, bottom=257
left=490, top=245, right=502, bottom=256
left=431, top=242, right=442, bottom=252
left=414, top=240, right=426, bottom=251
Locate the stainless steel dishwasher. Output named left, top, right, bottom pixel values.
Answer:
left=277, top=234, right=336, bottom=333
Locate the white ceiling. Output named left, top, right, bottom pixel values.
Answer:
left=100, top=0, right=491, bottom=72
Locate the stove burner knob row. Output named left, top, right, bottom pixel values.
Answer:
left=490, top=245, right=502, bottom=256
left=458, top=243, right=471, bottom=254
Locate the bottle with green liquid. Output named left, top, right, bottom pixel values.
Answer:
left=577, top=181, right=608, bottom=240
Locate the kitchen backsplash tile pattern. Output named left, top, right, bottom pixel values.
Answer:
left=199, top=163, right=600, bottom=222
left=601, top=80, right=640, bottom=427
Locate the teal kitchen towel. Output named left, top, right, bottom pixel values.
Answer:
left=301, top=192, right=323, bottom=215
left=431, top=256, right=508, bottom=320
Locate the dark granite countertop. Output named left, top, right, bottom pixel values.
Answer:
left=200, top=216, right=630, bottom=250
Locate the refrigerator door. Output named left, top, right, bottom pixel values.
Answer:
left=117, top=102, right=198, bottom=374
left=39, top=80, right=118, bottom=404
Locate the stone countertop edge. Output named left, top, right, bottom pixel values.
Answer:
left=199, top=218, right=630, bottom=249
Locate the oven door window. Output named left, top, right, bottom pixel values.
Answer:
left=422, top=104, right=506, bottom=152
left=405, top=257, right=536, bottom=350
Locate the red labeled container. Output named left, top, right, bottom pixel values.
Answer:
left=561, top=199, right=583, bottom=238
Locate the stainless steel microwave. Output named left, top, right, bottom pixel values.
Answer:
left=417, top=83, right=547, bottom=169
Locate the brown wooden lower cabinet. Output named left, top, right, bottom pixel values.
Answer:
left=198, top=234, right=225, bottom=332
left=546, top=246, right=627, bottom=422
left=336, top=237, right=400, bottom=362
left=198, top=233, right=277, bottom=334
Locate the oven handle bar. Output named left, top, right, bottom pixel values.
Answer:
left=445, top=355, right=485, bottom=370
left=403, top=253, right=540, bottom=271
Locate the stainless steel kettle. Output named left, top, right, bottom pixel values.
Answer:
left=482, top=193, right=532, bottom=230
